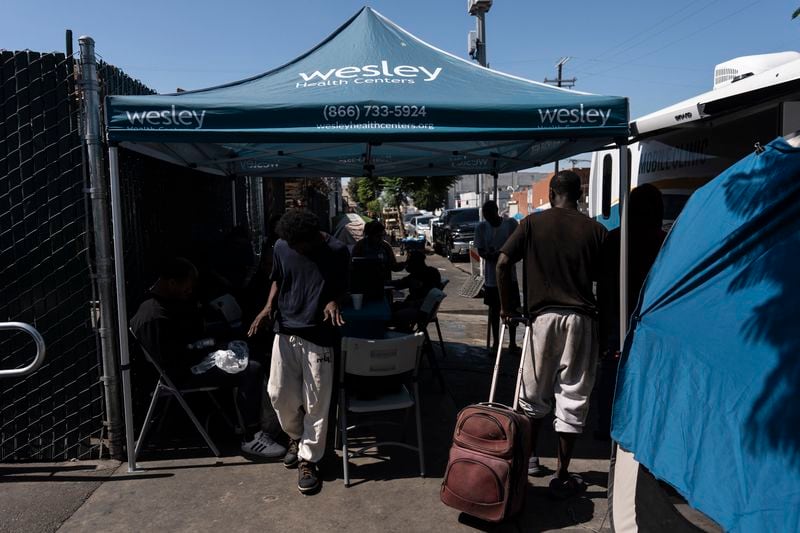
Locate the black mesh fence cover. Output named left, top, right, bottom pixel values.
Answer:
left=1, top=47, right=321, bottom=460
left=0, top=50, right=102, bottom=460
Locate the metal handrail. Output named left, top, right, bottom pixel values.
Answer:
left=0, top=322, right=46, bottom=378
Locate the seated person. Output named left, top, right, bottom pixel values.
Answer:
left=390, top=250, right=442, bottom=330
left=352, top=220, right=405, bottom=281
left=129, top=257, right=286, bottom=459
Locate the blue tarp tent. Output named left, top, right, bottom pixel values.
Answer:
left=612, top=137, right=800, bottom=532
left=104, top=7, right=628, bottom=178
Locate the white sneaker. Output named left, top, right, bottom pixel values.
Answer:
left=241, top=431, right=287, bottom=459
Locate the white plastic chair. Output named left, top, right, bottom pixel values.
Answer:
left=337, top=332, right=426, bottom=487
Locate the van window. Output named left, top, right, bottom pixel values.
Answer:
left=601, top=154, right=612, bottom=218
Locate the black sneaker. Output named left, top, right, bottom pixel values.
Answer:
left=283, top=439, right=299, bottom=469
left=297, top=460, right=320, bottom=494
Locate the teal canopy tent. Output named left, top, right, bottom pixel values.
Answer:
left=102, top=7, right=630, bottom=472
left=105, top=7, right=629, bottom=178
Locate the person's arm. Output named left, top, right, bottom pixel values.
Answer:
left=474, top=222, right=494, bottom=260
left=384, top=241, right=405, bottom=271
left=392, top=274, right=412, bottom=290
left=248, top=281, right=278, bottom=336
left=322, top=246, right=350, bottom=327
left=497, top=220, right=527, bottom=320
left=497, top=253, right=516, bottom=321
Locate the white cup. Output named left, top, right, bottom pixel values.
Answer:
left=351, top=293, right=364, bottom=310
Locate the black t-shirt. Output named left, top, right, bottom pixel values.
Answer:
left=129, top=294, right=204, bottom=379
left=501, top=207, right=607, bottom=317
left=271, top=234, right=350, bottom=347
left=395, top=266, right=442, bottom=302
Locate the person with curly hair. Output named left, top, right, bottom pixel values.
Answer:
left=248, top=209, right=349, bottom=494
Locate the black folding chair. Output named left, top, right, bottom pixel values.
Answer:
left=414, top=288, right=448, bottom=390
left=129, top=328, right=244, bottom=460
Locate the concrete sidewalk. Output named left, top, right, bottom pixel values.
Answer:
left=3, top=252, right=613, bottom=533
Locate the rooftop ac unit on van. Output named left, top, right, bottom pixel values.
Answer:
left=713, top=51, right=800, bottom=89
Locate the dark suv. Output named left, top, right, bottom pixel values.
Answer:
left=440, top=207, right=479, bottom=261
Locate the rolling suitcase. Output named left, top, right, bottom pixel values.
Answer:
left=440, top=318, right=533, bottom=522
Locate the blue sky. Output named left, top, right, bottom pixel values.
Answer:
left=3, top=1, right=796, bottom=122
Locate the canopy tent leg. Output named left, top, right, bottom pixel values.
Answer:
left=109, top=145, right=139, bottom=472
left=608, top=141, right=635, bottom=532
left=231, top=178, right=238, bottom=225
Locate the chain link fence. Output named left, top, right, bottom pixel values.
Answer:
left=0, top=43, right=313, bottom=461
left=0, top=49, right=168, bottom=461
left=0, top=50, right=103, bottom=460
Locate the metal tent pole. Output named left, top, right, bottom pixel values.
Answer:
left=476, top=11, right=488, bottom=215
left=108, top=145, right=138, bottom=472
left=231, top=178, right=238, bottom=225
left=78, top=36, right=124, bottom=460
left=618, top=144, right=630, bottom=344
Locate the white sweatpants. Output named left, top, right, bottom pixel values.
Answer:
left=518, top=310, right=598, bottom=434
left=268, top=334, right=334, bottom=463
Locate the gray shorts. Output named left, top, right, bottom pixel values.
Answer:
left=518, top=310, right=598, bottom=433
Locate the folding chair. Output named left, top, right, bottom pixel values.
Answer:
left=129, top=328, right=243, bottom=461
left=337, top=333, right=426, bottom=487
left=412, top=288, right=449, bottom=394
left=420, top=287, right=448, bottom=360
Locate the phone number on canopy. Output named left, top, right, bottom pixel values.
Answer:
left=322, top=105, right=428, bottom=121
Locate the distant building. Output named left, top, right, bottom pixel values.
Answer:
left=341, top=179, right=357, bottom=212
left=449, top=171, right=549, bottom=210
left=503, top=167, right=590, bottom=216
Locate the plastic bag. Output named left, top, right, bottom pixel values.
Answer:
left=190, top=354, right=217, bottom=375
left=215, top=340, right=249, bottom=374
left=190, top=340, right=249, bottom=375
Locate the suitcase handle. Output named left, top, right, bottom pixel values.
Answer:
left=488, top=320, right=531, bottom=412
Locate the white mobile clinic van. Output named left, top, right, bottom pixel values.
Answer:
left=589, top=51, right=800, bottom=229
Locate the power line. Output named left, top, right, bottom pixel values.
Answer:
left=494, top=56, right=706, bottom=73
left=579, top=0, right=766, bottom=82
left=543, top=57, right=575, bottom=89
left=582, top=0, right=722, bottom=64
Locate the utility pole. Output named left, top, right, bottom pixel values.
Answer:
left=468, top=0, right=492, bottom=216
left=544, top=57, right=576, bottom=175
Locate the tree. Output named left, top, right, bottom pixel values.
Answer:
left=349, top=176, right=382, bottom=209
left=380, top=176, right=409, bottom=236
left=380, top=177, right=408, bottom=211
left=346, top=178, right=360, bottom=206
left=405, top=176, right=459, bottom=212
left=349, top=174, right=458, bottom=219
left=365, top=199, right=383, bottom=218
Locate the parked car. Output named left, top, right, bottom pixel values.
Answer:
left=421, top=216, right=439, bottom=246
left=440, top=207, right=479, bottom=261
left=411, top=215, right=435, bottom=241
left=432, top=215, right=447, bottom=255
